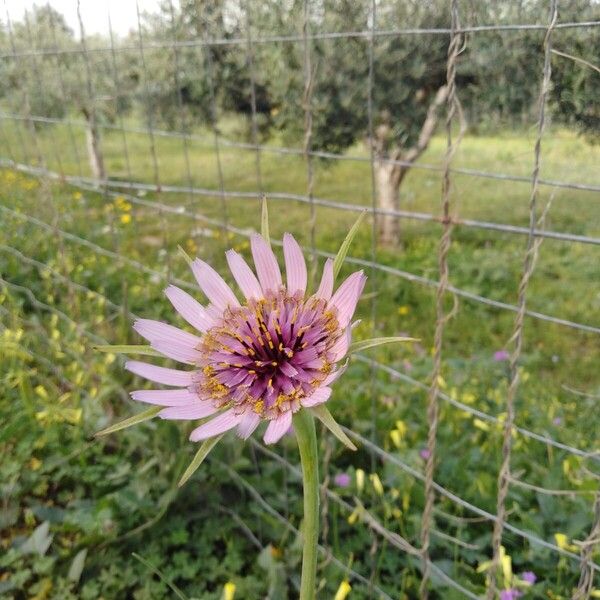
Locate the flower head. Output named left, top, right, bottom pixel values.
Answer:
left=521, top=571, right=537, bottom=585
left=494, top=349, right=510, bottom=362
left=126, top=233, right=366, bottom=446
left=334, top=473, right=351, bottom=487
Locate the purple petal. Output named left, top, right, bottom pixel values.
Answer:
left=330, top=328, right=351, bottom=362
left=131, top=388, right=199, bottom=406
left=189, top=408, right=244, bottom=441
left=125, top=360, right=194, bottom=387
left=159, top=402, right=218, bottom=420
left=226, top=250, right=263, bottom=300
left=164, top=285, right=214, bottom=332
left=151, top=340, right=200, bottom=365
left=263, top=411, right=293, bottom=444
left=302, top=386, right=332, bottom=407
left=236, top=411, right=261, bottom=439
left=283, top=233, right=307, bottom=296
left=316, top=258, right=334, bottom=300
left=191, top=258, right=239, bottom=311
left=251, top=234, right=282, bottom=292
left=133, top=319, right=202, bottom=348
left=329, top=271, right=366, bottom=328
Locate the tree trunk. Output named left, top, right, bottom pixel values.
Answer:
left=376, top=160, right=401, bottom=246
left=83, top=110, right=105, bottom=182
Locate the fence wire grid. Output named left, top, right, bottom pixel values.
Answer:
left=1, top=0, right=600, bottom=598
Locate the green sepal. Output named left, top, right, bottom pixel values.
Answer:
left=178, top=434, right=224, bottom=487
left=93, top=344, right=161, bottom=357
left=261, top=194, right=270, bottom=244
left=309, top=405, right=357, bottom=451
left=349, top=336, right=417, bottom=355
left=95, top=406, right=162, bottom=437
left=177, top=244, right=194, bottom=266
left=333, top=210, right=367, bottom=279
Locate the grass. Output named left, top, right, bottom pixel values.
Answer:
left=1, top=117, right=599, bottom=598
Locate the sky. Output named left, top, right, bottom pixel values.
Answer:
left=5, top=0, right=162, bottom=38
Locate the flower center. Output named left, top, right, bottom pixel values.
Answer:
left=195, top=290, right=341, bottom=418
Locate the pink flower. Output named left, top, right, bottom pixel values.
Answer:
left=419, top=448, right=431, bottom=460
left=126, top=233, right=366, bottom=446
left=334, top=473, right=351, bottom=487
left=500, top=590, right=522, bottom=600
left=494, top=350, right=510, bottom=362
left=521, top=571, right=537, bottom=584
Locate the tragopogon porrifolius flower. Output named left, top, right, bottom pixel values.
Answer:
left=126, top=232, right=366, bottom=445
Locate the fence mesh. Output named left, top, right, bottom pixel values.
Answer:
left=1, top=0, right=600, bottom=597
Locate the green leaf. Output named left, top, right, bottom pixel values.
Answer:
left=178, top=434, right=224, bottom=487
left=309, top=405, right=357, bottom=451
left=177, top=244, right=193, bottom=266
left=93, top=344, right=161, bottom=357
left=68, top=549, right=87, bottom=583
left=349, top=336, right=417, bottom=354
left=94, top=406, right=162, bottom=437
left=261, top=194, right=270, bottom=244
left=19, top=521, right=53, bottom=555
left=132, top=553, right=188, bottom=600
left=333, top=210, right=367, bottom=280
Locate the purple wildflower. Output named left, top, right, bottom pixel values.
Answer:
left=521, top=571, right=537, bottom=584
left=419, top=448, right=431, bottom=460
left=494, top=350, right=510, bottom=362
left=126, top=233, right=366, bottom=445
left=334, top=473, right=352, bottom=488
left=552, top=417, right=562, bottom=426
left=500, top=590, right=522, bottom=600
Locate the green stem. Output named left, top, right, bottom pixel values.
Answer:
left=293, top=410, right=320, bottom=600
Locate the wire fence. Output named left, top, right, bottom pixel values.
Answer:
left=1, top=0, right=600, bottom=598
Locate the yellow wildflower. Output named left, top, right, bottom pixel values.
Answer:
left=554, top=533, right=578, bottom=552
left=29, top=457, right=42, bottom=471
left=397, top=305, right=410, bottom=316
left=334, top=580, right=352, bottom=600
left=222, top=582, right=236, bottom=600
left=355, top=469, right=365, bottom=493
left=369, top=473, right=384, bottom=496
left=395, top=420, right=407, bottom=438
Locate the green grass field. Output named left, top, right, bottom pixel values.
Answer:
left=1, top=119, right=599, bottom=598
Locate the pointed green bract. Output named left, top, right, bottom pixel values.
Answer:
left=95, top=406, right=162, bottom=437
left=177, top=244, right=193, bottom=266
left=349, top=336, right=417, bottom=355
left=178, top=434, right=224, bottom=487
left=309, top=405, right=357, bottom=451
left=93, top=344, right=161, bottom=357
left=261, top=194, right=270, bottom=244
left=333, top=210, right=367, bottom=280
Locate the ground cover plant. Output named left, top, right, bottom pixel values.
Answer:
left=1, top=115, right=599, bottom=598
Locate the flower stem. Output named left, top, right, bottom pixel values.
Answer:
left=293, top=409, right=320, bottom=600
